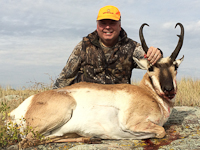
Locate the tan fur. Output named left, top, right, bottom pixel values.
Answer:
left=63, top=81, right=130, bottom=92
left=25, top=90, right=77, bottom=136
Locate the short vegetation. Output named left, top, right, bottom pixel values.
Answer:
left=0, top=77, right=200, bottom=148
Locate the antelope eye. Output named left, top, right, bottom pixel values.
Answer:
left=175, top=65, right=178, bottom=71
left=148, top=66, right=154, bottom=72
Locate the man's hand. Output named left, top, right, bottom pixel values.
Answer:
left=145, top=46, right=162, bottom=65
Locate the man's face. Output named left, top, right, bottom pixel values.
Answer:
left=97, top=19, right=121, bottom=46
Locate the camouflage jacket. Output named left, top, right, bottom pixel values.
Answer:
left=53, top=28, right=146, bottom=89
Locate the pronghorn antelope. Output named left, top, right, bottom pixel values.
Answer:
left=8, top=23, right=184, bottom=148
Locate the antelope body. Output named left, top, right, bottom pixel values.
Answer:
left=8, top=23, right=184, bottom=148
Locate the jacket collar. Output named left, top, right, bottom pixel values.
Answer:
left=87, top=28, right=128, bottom=47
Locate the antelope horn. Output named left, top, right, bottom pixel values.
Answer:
left=170, top=23, right=184, bottom=61
left=139, top=23, right=149, bottom=53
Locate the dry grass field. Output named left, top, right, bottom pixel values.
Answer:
left=174, top=77, right=200, bottom=106
left=0, top=77, right=199, bottom=147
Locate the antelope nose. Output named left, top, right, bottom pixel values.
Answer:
left=164, top=86, right=174, bottom=92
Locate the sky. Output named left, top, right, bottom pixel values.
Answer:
left=0, top=0, right=200, bottom=88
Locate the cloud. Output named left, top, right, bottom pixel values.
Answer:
left=186, top=20, right=200, bottom=33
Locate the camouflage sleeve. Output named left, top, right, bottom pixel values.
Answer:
left=132, top=42, right=163, bottom=69
left=133, top=42, right=146, bottom=69
left=52, top=41, right=82, bottom=89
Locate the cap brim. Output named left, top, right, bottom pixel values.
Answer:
left=97, top=16, right=120, bottom=21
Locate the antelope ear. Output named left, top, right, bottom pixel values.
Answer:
left=133, top=57, right=149, bottom=70
left=173, top=55, right=184, bottom=67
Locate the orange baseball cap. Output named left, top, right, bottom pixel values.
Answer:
left=97, top=5, right=121, bottom=21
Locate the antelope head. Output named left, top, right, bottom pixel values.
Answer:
left=133, top=23, right=184, bottom=101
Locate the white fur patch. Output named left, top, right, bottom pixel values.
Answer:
left=9, top=95, right=34, bottom=133
left=151, top=76, right=163, bottom=95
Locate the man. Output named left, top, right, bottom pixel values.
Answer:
left=53, top=5, right=162, bottom=89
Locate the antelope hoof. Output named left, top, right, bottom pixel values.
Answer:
left=156, top=130, right=166, bottom=138
left=86, top=137, right=102, bottom=144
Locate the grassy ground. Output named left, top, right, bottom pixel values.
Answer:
left=0, top=77, right=199, bottom=148
left=175, top=77, right=200, bottom=106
